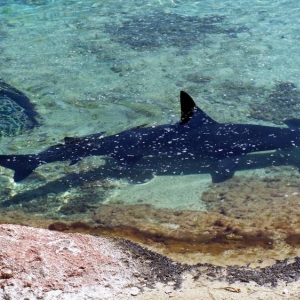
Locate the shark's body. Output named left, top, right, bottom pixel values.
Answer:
left=0, top=91, right=300, bottom=183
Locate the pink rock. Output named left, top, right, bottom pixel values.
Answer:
left=0, top=224, right=145, bottom=299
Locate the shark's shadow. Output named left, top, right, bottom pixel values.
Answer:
left=1, top=149, right=299, bottom=207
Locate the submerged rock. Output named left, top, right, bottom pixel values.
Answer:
left=0, top=78, right=39, bottom=137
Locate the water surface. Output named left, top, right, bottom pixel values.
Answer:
left=1, top=0, right=300, bottom=266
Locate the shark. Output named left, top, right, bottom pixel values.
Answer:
left=0, top=90, right=300, bottom=183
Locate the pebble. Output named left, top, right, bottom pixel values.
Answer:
left=283, top=288, right=289, bottom=294
left=44, top=290, right=63, bottom=300
left=130, top=287, right=140, bottom=296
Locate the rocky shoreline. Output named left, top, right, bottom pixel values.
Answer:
left=0, top=224, right=299, bottom=299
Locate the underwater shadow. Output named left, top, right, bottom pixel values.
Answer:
left=1, top=149, right=300, bottom=207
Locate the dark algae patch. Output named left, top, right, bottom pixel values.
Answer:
left=285, top=233, right=300, bottom=247
left=106, top=12, right=249, bottom=50
left=116, top=239, right=187, bottom=289
left=119, top=241, right=300, bottom=287
left=47, top=220, right=274, bottom=255
left=190, top=257, right=300, bottom=287
left=250, top=81, right=300, bottom=124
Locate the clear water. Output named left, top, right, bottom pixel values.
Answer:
left=1, top=0, right=300, bottom=266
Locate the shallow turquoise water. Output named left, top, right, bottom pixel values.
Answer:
left=1, top=0, right=300, bottom=264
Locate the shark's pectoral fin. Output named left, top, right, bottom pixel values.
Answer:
left=210, top=156, right=241, bottom=183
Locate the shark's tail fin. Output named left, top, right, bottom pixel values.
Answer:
left=0, top=154, right=40, bottom=182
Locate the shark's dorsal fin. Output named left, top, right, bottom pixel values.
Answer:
left=180, top=91, right=196, bottom=125
left=180, top=91, right=217, bottom=126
